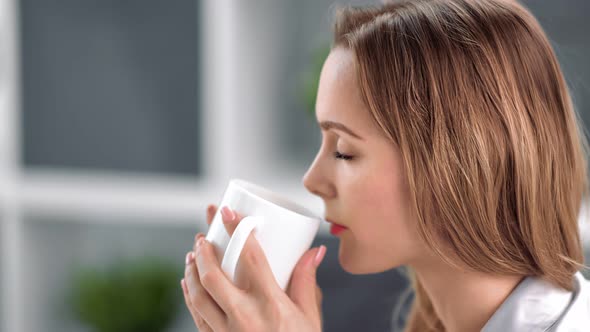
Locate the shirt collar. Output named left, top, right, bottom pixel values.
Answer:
left=480, top=273, right=578, bottom=332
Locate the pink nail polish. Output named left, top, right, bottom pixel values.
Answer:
left=220, top=206, right=235, bottom=222
left=313, top=245, right=327, bottom=267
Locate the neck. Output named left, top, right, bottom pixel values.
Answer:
left=410, top=257, right=525, bottom=332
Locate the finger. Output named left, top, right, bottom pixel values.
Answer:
left=287, top=245, right=326, bottom=321
left=187, top=237, right=219, bottom=332
left=316, top=285, right=324, bottom=326
left=316, top=285, right=323, bottom=309
left=196, top=319, right=213, bottom=332
left=194, top=232, right=206, bottom=253
left=234, top=232, right=281, bottom=297
left=195, top=237, right=245, bottom=315
left=181, top=278, right=214, bottom=332
left=219, top=206, right=244, bottom=236
left=184, top=250, right=227, bottom=331
left=206, top=204, right=218, bottom=226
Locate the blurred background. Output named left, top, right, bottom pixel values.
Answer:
left=0, top=0, right=589, bottom=331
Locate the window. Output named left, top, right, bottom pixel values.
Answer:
left=20, top=0, right=201, bottom=175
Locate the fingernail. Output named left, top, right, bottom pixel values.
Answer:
left=196, top=237, right=205, bottom=249
left=313, top=245, right=326, bottom=268
left=181, top=279, right=187, bottom=293
left=220, top=206, right=235, bottom=223
left=185, top=252, right=193, bottom=265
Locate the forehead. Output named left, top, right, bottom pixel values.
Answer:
left=315, top=48, right=376, bottom=135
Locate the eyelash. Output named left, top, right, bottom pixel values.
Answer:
left=334, top=151, right=354, bottom=161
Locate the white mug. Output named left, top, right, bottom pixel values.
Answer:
left=205, top=179, right=321, bottom=290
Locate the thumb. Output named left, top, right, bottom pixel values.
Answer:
left=287, top=245, right=327, bottom=319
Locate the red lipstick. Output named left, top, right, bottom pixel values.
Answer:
left=328, top=221, right=347, bottom=236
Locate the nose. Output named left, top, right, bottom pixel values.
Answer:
left=303, top=155, right=336, bottom=199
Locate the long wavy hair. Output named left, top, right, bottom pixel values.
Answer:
left=331, top=0, right=589, bottom=331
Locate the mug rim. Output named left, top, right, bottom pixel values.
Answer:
left=229, top=178, right=320, bottom=222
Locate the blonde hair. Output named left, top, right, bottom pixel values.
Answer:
left=331, top=0, right=589, bottom=331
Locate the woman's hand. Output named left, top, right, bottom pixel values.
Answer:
left=181, top=205, right=220, bottom=332
left=181, top=205, right=327, bottom=332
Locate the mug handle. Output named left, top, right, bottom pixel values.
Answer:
left=220, top=216, right=265, bottom=284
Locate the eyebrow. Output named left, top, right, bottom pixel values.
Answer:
left=319, top=121, right=364, bottom=140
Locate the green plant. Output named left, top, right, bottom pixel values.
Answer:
left=68, top=257, right=182, bottom=332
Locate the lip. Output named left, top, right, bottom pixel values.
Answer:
left=326, top=218, right=348, bottom=236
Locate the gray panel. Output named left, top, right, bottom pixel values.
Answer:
left=522, top=0, right=590, bottom=132
left=20, top=0, right=201, bottom=175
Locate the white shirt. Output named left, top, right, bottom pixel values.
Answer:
left=481, top=271, right=590, bottom=331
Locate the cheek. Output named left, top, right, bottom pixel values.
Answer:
left=340, top=164, right=423, bottom=272
left=352, top=161, right=409, bottom=229
left=356, top=176, right=414, bottom=244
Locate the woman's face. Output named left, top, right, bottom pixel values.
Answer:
left=303, top=48, right=427, bottom=274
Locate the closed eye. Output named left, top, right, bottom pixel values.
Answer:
left=334, top=151, right=354, bottom=161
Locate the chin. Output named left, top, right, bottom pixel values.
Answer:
left=337, top=245, right=400, bottom=274
left=337, top=241, right=407, bottom=274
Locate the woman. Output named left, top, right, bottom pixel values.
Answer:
left=181, top=0, right=590, bottom=331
